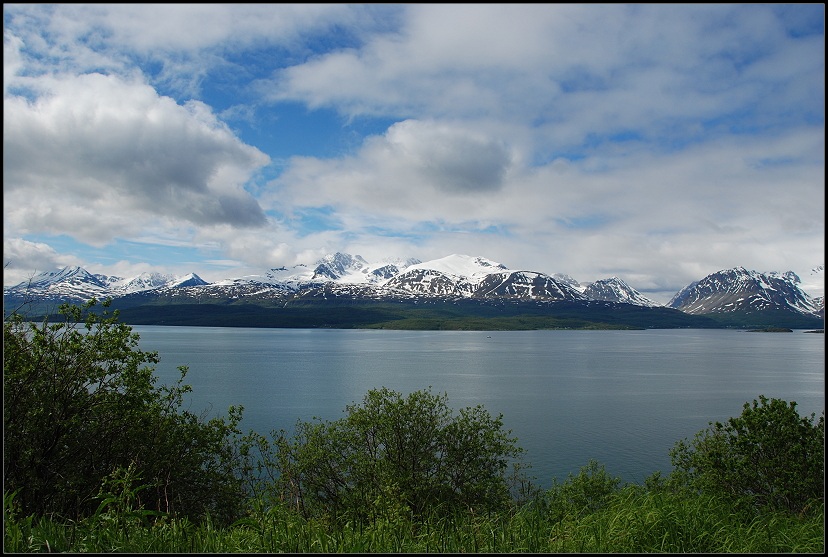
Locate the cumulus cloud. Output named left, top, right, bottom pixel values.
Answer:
left=387, top=121, right=511, bottom=194
left=271, top=119, right=512, bottom=223
left=4, top=73, right=270, bottom=245
left=3, top=238, right=85, bottom=287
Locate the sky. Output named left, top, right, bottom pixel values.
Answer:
left=3, top=4, right=825, bottom=303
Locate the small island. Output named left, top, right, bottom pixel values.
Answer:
left=747, top=327, right=793, bottom=333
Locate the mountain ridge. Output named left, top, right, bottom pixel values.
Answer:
left=667, top=266, right=820, bottom=318
left=5, top=255, right=823, bottom=326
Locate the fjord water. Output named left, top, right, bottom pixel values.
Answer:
left=133, top=327, right=824, bottom=487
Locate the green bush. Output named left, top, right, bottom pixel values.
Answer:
left=536, top=459, right=622, bottom=522
left=668, top=395, right=824, bottom=515
left=3, top=299, right=250, bottom=524
left=261, top=387, right=524, bottom=523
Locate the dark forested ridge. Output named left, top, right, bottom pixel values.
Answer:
left=68, top=298, right=741, bottom=330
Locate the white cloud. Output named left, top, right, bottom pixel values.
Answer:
left=3, top=4, right=385, bottom=96
left=270, top=4, right=823, bottom=155
left=3, top=238, right=85, bottom=287
left=271, top=119, right=513, bottom=223
left=4, top=72, right=270, bottom=246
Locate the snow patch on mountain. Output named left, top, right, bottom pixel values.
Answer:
left=551, top=273, right=585, bottom=292
left=668, top=267, right=818, bottom=316
left=582, top=277, right=661, bottom=307
left=406, top=254, right=508, bottom=283
left=667, top=281, right=700, bottom=308
left=473, top=271, right=586, bottom=301
left=4, top=266, right=209, bottom=302
left=12, top=255, right=813, bottom=316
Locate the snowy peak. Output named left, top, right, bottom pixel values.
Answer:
left=111, top=272, right=177, bottom=293
left=4, top=266, right=210, bottom=302
left=382, top=255, right=510, bottom=297
left=13, top=266, right=107, bottom=291
left=110, top=271, right=210, bottom=293
left=311, top=253, right=369, bottom=281
left=169, top=273, right=209, bottom=288
left=226, top=254, right=421, bottom=290
left=4, top=255, right=664, bottom=308
left=11, top=256, right=817, bottom=318
left=407, top=254, right=508, bottom=281
left=767, top=270, right=800, bottom=284
left=583, top=277, right=661, bottom=307
left=473, top=271, right=586, bottom=301
left=668, top=267, right=818, bottom=316
left=382, top=256, right=590, bottom=301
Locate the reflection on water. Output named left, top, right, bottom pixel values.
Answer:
left=133, top=327, right=824, bottom=487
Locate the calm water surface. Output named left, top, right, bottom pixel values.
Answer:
left=132, top=327, right=824, bottom=487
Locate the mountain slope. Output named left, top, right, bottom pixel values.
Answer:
left=668, top=267, right=820, bottom=318
left=582, top=277, right=661, bottom=307
left=4, top=266, right=209, bottom=306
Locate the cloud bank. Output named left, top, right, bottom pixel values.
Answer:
left=3, top=4, right=824, bottom=300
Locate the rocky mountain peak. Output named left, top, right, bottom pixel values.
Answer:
left=312, top=253, right=369, bottom=280
left=583, top=276, right=661, bottom=307
left=668, top=267, right=817, bottom=316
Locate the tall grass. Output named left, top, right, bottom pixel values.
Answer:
left=5, top=487, right=823, bottom=553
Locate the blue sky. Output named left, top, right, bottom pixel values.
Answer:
left=3, top=4, right=824, bottom=302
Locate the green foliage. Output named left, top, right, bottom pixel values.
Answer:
left=3, top=299, right=250, bottom=524
left=5, top=487, right=823, bottom=553
left=261, top=387, right=524, bottom=523
left=536, top=460, right=623, bottom=521
left=668, top=395, right=824, bottom=515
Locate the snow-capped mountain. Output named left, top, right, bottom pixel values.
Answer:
left=667, top=267, right=819, bottom=317
left=6, top=266, right=112, bottom=302
left=5, top=253, right=664, bottom=308
left=473, top=271, right=586, bottom=300
left=4, top=266, right=208, bottom=304
left=581, top=277, right=661, bottom=307
left=8, top=256, right=821, bottom=320
left=109, top=272, right=209, bottom=294
left=210, top=253, right=423, bottom=294
left=383, top=255, right=510, bottom=297
left=548, top=273, right=659, bottom=306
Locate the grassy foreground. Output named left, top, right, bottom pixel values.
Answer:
left=5, top=485, right=823, bottom=553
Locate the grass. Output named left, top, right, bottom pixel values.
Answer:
left=5, top=487, right=823, bottom=553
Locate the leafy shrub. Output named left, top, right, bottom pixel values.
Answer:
left=263, top=387, right=523, bottom=523
left=3, top=299, right=249, bottom=523
left=668, top=395, right=824, bottom=515
left=536, top=459, right=622, bottom=521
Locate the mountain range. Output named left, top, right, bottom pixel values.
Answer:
left=4, top=253, right=823, bottom=329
